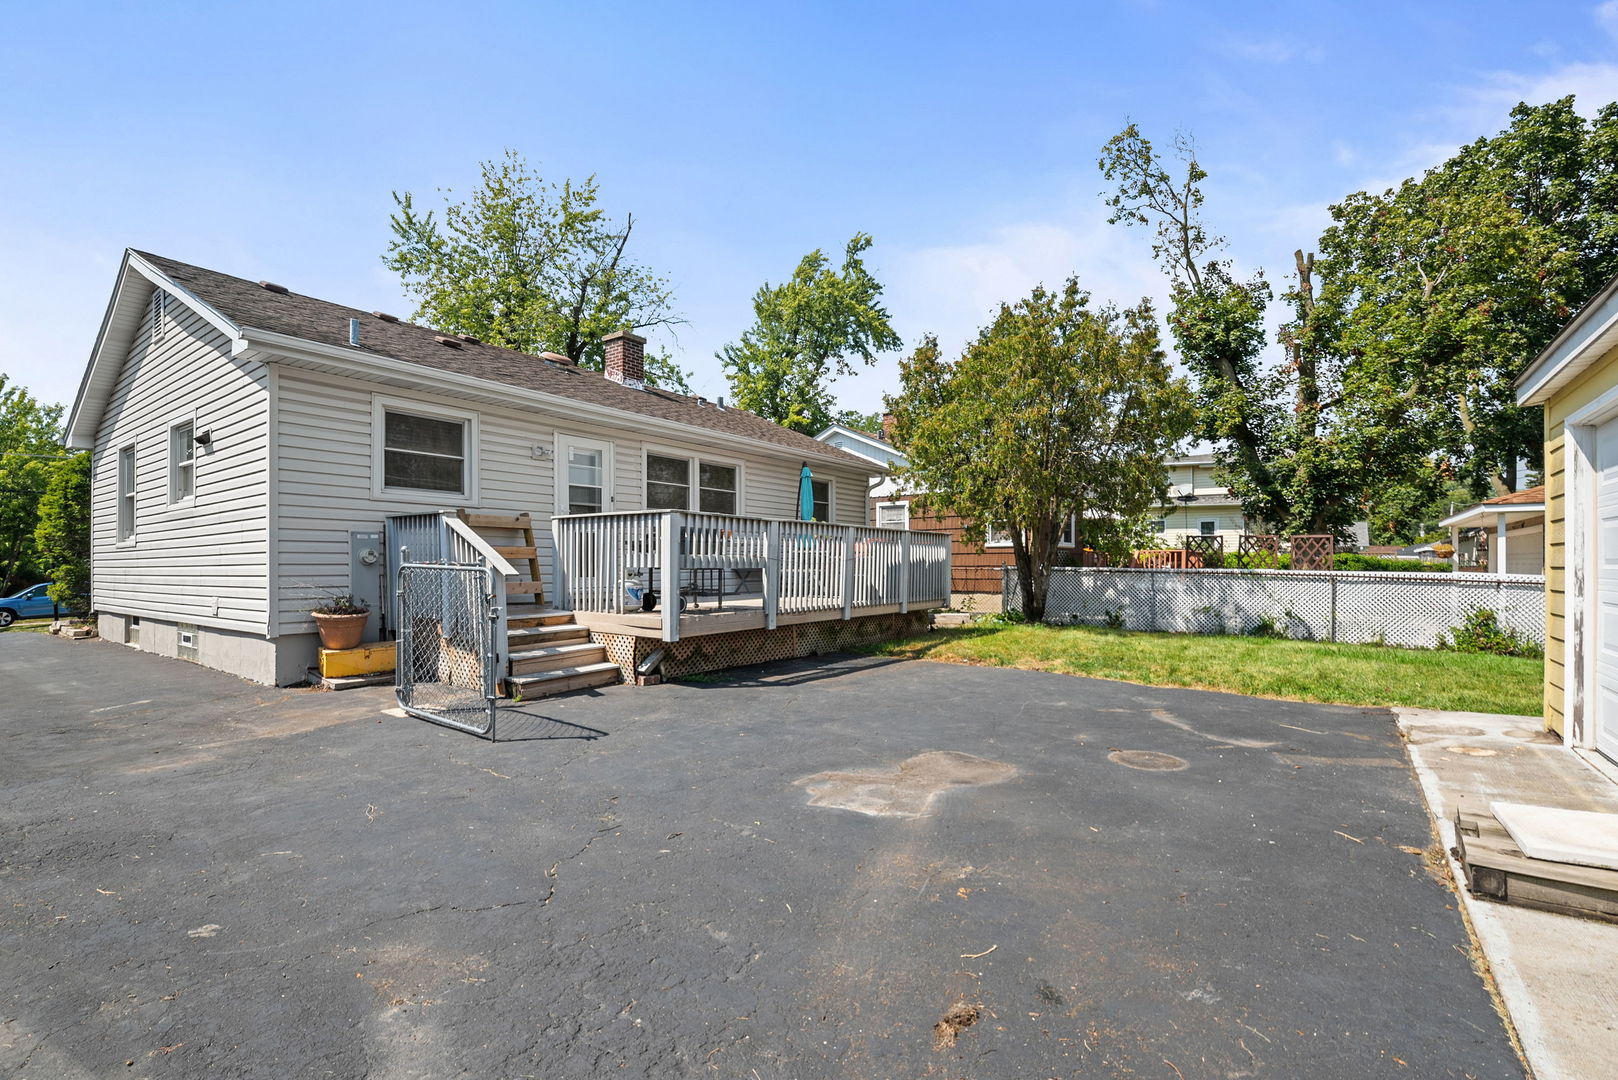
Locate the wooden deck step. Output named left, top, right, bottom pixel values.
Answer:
left=508, top=623, right=589, bottom=647
left=509, top=641, right=608, bottom=676
left=505, top=662, right=622, bottom=699
left=508, top=609, right=576, bottom=630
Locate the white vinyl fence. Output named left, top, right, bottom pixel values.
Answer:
left=1003, top=566, right=1546, bottom=649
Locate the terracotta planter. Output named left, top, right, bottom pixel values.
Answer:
left=313, top=611, right=369, bottom=651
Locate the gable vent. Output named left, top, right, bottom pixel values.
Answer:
left=150, top=289, right=167, bottom=343
left=371, top=311, right=400, bottom=323
left=433, top=335, right=463, bottom=349
left=258, top=280, right=289, bottom=294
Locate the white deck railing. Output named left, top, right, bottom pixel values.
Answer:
left=552, top=510, right=951, bottom=641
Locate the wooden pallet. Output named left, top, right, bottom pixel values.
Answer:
left=1455, top=794, right=1618, bottom=924
left=458, top=509, right=545, bottom=607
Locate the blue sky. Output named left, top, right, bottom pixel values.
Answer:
left=6, top=1, right=1618, bottom=419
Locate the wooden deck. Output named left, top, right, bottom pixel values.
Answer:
left=572, top=594, right=935, bottom=638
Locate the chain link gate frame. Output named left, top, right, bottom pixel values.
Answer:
left=395, top=562, right=501, bottom=740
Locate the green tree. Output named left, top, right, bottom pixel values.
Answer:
left=34, top=452, right=91, bottom=609
left=0, top=376, right=65, bottom=593
left=386, top=150, right=691, bottom=390
left=1317, top=97, right=1618, bottom=499
left=887, top=279, right=1194, bottom=621
left=719, top=234, right=901, bottom=434
left=1100, top=125, right=1367, bottom=538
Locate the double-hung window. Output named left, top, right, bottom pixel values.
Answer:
left=875, top=502, right=909, bottom=529
left=645, top=452, right=739, bottom=515
left=810, top=479, right=831, bottom=522
left=117, top=445, right=136, bottom=540
left=169, top=420, right=195, bottom=503
left=373, top=397, right=476, bottom=499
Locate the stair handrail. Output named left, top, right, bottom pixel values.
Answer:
left=442, top=513, right=515, bottom=676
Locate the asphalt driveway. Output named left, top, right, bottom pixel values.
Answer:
left=1, top=633, right=1520, bottom=1078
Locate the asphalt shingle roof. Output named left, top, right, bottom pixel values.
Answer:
left=136, top=251, right=870, bottom=468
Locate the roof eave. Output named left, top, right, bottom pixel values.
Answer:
left=1517, top=272, right=1618, bottom=406
left=65, top=251, right=243, bottom=449
left=1438, top=504, right=1547, bottom=529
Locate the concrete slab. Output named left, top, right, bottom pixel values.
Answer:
left=1396, top=707, right=1618, bottom=1080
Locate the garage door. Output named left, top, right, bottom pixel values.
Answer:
left=1595, top=419, right=1618, bottom=762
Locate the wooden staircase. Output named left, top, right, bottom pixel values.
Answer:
left=455, top=510, right=622, bottom=700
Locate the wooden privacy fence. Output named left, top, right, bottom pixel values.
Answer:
left=1004, top=566, right=1546, bottom=649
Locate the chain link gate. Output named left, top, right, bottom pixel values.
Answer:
left=395, top=563, right=501, bottom=740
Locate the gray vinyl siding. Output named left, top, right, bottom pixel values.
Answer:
left=91, top=294, right=270, bottom=631
left=272, top=369, right=871, bottom=634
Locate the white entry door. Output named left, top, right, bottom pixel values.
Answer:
left=558, top=436, right=613, bottom=516
left=1594, top=419, right=1618, bottom=761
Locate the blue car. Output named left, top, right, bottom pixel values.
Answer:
left=0, top=583, right=62, bottom=627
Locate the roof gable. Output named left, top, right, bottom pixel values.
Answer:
left=65, top=251, right=243, bottom=449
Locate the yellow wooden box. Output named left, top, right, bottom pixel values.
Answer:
left=318, top=642, right=397, bottom=678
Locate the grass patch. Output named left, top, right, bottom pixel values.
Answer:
left=867, top=623, right=1543, bottom=715
left=0, top=618, right=55, bottom=635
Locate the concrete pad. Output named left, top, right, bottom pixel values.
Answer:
left=1396, top=707, right=1618, bottom=1080
left=1492, top=801, right=1618, bottom=871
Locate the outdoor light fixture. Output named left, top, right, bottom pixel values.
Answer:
left=193, top=429, right=213, bottom=447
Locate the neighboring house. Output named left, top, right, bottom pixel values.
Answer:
left=67, top=250, right=903, bottom=687
left=1149, top=454, right=1248, bottom=548
left=1515, top=269, right=1618, bottom=758
left=813, top=422, right=1091, bottom=607
left=1438, top=486, right=1546, bottom=575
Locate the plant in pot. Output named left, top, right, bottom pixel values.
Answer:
left=311, top=593, right=370, bottom=650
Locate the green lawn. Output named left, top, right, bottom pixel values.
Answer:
left=866, top=623, right=1544, bottom=716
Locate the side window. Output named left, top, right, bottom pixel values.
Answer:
left=1199, top=520, right=1217, bottom=536
left=876, top=502, right=909, bottom=529
left=381, top=408, right=468, bottom=495
left=698, top=462, right=738, bottom=515
left=117, top=444, right=136, bottom=540
left=810, top=478, right=831, bottom=522
left=169, top=420, right=195, bottom=503
left=646, top=454, right=690, bottom=510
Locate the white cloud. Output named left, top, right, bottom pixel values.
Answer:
left=1597, top=0, right=1618, bottom=40
left=1211, top=34, right=1324, bottom=65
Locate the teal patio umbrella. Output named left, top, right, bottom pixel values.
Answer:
left=798, top=463, right=816, bottom=521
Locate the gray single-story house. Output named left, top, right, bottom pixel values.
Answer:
left=65, top=250, right=941, bottom=687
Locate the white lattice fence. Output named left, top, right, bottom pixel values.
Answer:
left=1005, top=567, right=1545, bottom=648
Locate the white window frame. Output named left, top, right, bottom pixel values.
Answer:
left=371, top=394, right=479, bottom=502
left=117, top=443, right=137, bottom=542
left=809, top=476, right=833, bottom=522
left=168, top=413, right=196, bottom=506
left=987, top=516, right=1077, bottom=547
left=1199, top=519, right=1218, bottom=536
left=875, top=501, right=909, bottom=530
left=1149, top=517, right=1167, bottom=533
left=641, top=445, right=745, bottom=516
left=554, top=433, right=614, bottom=516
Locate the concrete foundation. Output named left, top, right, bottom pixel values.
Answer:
left=98, top=612, right=285, bottom=685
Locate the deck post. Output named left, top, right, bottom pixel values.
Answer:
left=660, top=511, right=682, bottom=642
left=842, top=526, right=856, bottom=620
left=899, top=531, right=912, bottom=613
left=764, top=519, right=781, bottom=630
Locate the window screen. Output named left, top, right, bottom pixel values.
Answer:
left=383, top=410, right=466, bottom=493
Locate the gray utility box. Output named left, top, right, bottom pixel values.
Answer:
left=350, top=530, right=388, bottom=638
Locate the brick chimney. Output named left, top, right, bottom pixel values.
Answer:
left=603, top=329, right=646, bottom=389
left=881, top=413, right=897, bottom=443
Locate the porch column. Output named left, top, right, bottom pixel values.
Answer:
left=1450, top=524, right=1459, bottom=571
left=1496, top=511, right=1509, bottom=575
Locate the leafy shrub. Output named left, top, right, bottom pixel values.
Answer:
left=1333, top=553, right=1451, bottom=573
left=311, top=593, right=370, bottom=616
left=974, top=609, right=1027, bottom=627
left=1104, top=608, right=1126, bottom=630
left=1438, top=608, right=1542, bottom=658
left=1248, top=613, right=1286, bottom=638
